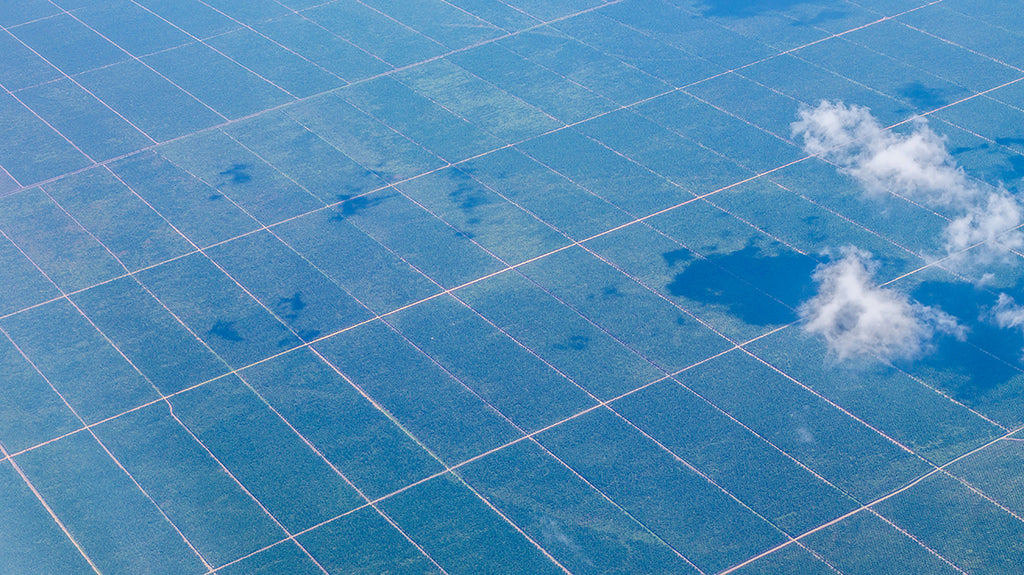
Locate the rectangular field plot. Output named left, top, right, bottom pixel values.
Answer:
left=519, top=121, right=700, bottom=214
left=14, top=433, right=209, bottom=575
left=393, top=166, right=571, bottom=265
left=727, top=544, right=836, bottom=575
left=72, top=0, right=192, bottom=57
left=359, top=0, right=505, bottom=50
left=12, top=13, right=128, bottom=76
left=598, top=0, right=776, bottom=69
left=134, top=253, right=302, bottom=368
left=205, top=29, right=345, bottom=99
left=379, top=473, right=566, bottom=575
left=168, top=374, right=366, bottom=533
left=946, top=439, right=1024, bottom=518
left=394, top=60, right=564, bottom=143
left=444, top=0, right=542, bottom=32
left=77, top=60, right=223, bottom=143
left=339, top=77, right=503, bottom=163
left=553, top=12, right=724, bottom=87
left=0, top=231, right=61, bottom=317
left=273, top=207, right=441, bottom=314
left=93, top=402, right=287, bottom=566
left=459, top=439, right=700, bottom=574
left=804, top=510, right=963, bottom=575
left=284, top=93, right=447, bottom=183
left=0, top=93, right=91, bottom=185
left=500, top=27, right=674, bottom=106
left=109, top=151, right=260, bottom=247
left=0, top=188, right=124, bottom=291
left=43, top=167, right=193, bottom=271
left=298, top=506, right=443, bottom=575
left=875, top=473, right=1024, bottom=574
left=898, top=5, right=1024, bottom=70
left=519, top=246, right=734, bottom=374
left=672, top=350, right=933, bottom=502
left=0, top=0, right=61, bottom=27
left=843, top=18, right=1020, bottom=94
left=337, top=189, right=506, bottom=288
left=537, top=408, right=787, bottom=573
left=0, top=29, right=62, bottom=91
left=142, top=43, right=293, bottom=119
left=224, top=108, right=389, bottom=205
left=207, top=230, right=374, bottom=341
left=314, top=320, right=522, bottom=464
left=253, top=14, right=392, bottom=82
left=646, top=200, right=821, bottom=309
left=463, top=147, right=634, bottom=239
left=71, top=277, right=228, bottom=395
left=157, top=129, right=324, bottom=225
left=386, top=294, right=598, bottom=431
left=794, top=37, right=971, bottom=113
left=448, top=42, right=618, bottom=125
left=301, top=0, right=446, bottom=68
left=0, top=299, right=161, bottom=423
left=216, top=541, right=323, bottom=575
left=19, top=78, right=153, bottom=163
left=585, top=223, right=798, bottom=343
left=0, top=334, right=80, bottom=453
left=748, top=328, right=1006, bottom=464
left=239, top=349, right=444, bottom=498
left=613, top=378, right=859, bottom=535
left=0, top=459, right=97, bottom=575
left=458, top=270, right=665, bottom=400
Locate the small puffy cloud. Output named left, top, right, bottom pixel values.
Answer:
left=792, top=101, right=975, bottom=207
left=991, top=293, right=1024, bottom=329
left=793, top=100, right=1024, bottom=271
left=945, top=190, right=1024, bottom=259
left=799, top=247, right=965, bottom=362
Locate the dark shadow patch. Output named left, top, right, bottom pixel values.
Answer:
left=801, top=8, right=850, bottom=26
left=911, top=280, right=1023, bottom=370
left=697, top=0, right=806, bottom=17
left=554, top=334, right=590, bottom=351
left=209, top=320, right=244, bottom=342
left=664, top=244, right=814, bottom=326
left=276, top=292, right=306, bottom=321
left=329, top=194, right=389, bottom=220
left=587, top=285, right=625, bottom=301
left=896, top=82, right=949, bottom=111
left=995, top=137, right=1024, bottom=149
left=449, top=181, right=491, bottom=214
left=209, top=193, right=224, bottom=201
left=662, top=248, right=694, bottom=268
left=1000, top=154, right=1024, bottom=185
left=219, top=164, right=251, bottom=184
left=898, top=333, right=1023, bottom=407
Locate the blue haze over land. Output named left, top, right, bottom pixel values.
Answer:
left=1, top=0, right=1024, bottom=574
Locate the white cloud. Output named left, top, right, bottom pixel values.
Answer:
left=799, top=247, right=965, bottom=362
left=792, top=101, right=975, bottom=207
left=945, top=190, right=1024, bottom=259
left=792, top=101, right=1024, bottom=268
left=991, top=293, right=1024, bottom=329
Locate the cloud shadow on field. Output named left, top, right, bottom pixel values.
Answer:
left=695, top=0, right=807, bottom=18
left=219, top=163, right=251, bottom=184
left=896, top=81, right=950, bottom=111
left=664, top=244, right=813, bottom=326
left=208, top=319, right=244, bottom=342
left=912, top=280, right=1024, bottom=369
left=328, top=193, right=388, bottom=219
